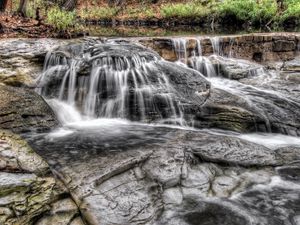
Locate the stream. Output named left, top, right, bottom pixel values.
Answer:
left=23, top=35, right=300, bottom=225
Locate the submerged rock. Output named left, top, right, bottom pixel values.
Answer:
left=0, top=84, right=59, bottom=133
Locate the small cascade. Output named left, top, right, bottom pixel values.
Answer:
left=38, top=40, right=201, bottom=126
left=171, top=36, right=270, bottom=80
left=228, top=37, right=235, bottom=58
left=188, top=56, right=217, bottom=77
left=171, top=37, right=218, bottom=78
left=210, top=36, right=222, bottom=55
left=172, top=38, right=187, bottom=63
left=47, top=99, right=82, bottom=125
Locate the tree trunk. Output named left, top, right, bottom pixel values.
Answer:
left=63, top=0, right=77, bottom=11
left=108, top=0, right=123, bottom=7
left=0, top=0, right=8, bottom=12
left=18, top=0, right=27, bottom=16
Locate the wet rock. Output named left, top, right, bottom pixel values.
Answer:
left=0, top=130, right=49, bottom=174
left=0, top=173, right=56, bottom=225
left=277, top=165, right=300, bottom=182
left=195, top=84, right=300, bottom=136
left=282, top=57, right=300, bottom=72
left=275, top=146, right=300, bottom=163
left=142, top=144, right=184, bottom=188
left=160, top=199, right=254, bottom=225
left=236, top=183, right=300, bottom=225
left=207, top=56, right=267, bottom=80
left=40, top=41, right=211, bottom=123
left=181, top=163, right=215, bottom=196
left=0, top=57, right=40, bottom=87
left=35, top=198, right=79, bottom=225
left=28, top=125, right=300, bottom=225
left=212, top=175, right=240, bottom=197
left=194, top=88, right=259, bottom=133
left=140, top=33, right=300, bottom=63
left=280, top=58, right=300, bottom=83
left=0, top=85, right=59, bottom=133
left=273, top=40, right=296, bottom=52
left=186, top=133, right=281, bottom=166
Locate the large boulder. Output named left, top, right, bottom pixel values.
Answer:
left=0, top=84, right=59, bottom=133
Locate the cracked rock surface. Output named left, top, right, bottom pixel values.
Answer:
left=0, top=130, right=84, bottom=225
left=28, top=125, right=300, bottom=225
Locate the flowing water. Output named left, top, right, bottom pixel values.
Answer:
left=28, top=36, right=300, bottom=225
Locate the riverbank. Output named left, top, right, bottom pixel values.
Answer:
left=77, top=0, right=300, bottom=30
left=1, top=0, right=300, bottom=39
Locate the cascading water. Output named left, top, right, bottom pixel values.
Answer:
left=171, top=36, right=300, bottom=135
left=37, top=39, right=211, bottom=126
left=25, top=36, right=300, bottom=225
left=172, top=38, right=187, bottom=63
left=210, top=36, right=222, bottom=56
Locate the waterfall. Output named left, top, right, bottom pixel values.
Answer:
left=172, top=38, right=187, bottom=63
left=47, top=99, right=82, bottom=125
left=171, top=37, right=217, bottom=77
left=210, top=36, right=222, bottom=55
left=39, top=41, right=189, bottom=126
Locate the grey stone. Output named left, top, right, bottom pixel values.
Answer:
left=0, top=85, right=59, bottom=133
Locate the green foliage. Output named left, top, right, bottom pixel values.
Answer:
left=46, top=7, right=76, bottom=31
left=160, top=2, right=211, bottom=19
left=281, top=0, right=300, bottom=24
left=123, top=7, right=155, bottom=19
left=26, top=0, right=44, bottom=18
left=79, top=6, right=118, bottom=20
left=218, top=0, right=277, bottom=24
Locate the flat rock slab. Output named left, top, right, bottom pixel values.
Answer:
left=28, top=125, right=300, bottom=225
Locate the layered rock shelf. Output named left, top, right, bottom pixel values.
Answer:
left=139, top=33, right=300, bottom=62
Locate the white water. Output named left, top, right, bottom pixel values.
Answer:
left=39, top=42, right=187, bottom=125
left=47, top=99, right=82, bottom=125
left=239, top=133, right=300, bottom=149
left=39, top=38, right=300, bottom=146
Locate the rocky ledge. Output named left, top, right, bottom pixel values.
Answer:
left=0, top=130, right=84, bottom=225
left=139, top=33, right=300, bottom=62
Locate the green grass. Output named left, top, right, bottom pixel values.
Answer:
left=79, top=7, right=118, bottom=20
left=160, top=2, right=211, bottom=19
left=218, top=0, right=277, bottom=24
left=46, top=7, right=76, bottom=31
left=281, top=0, right=300, bottom=24
left=122, top=7, right=156, bottom=19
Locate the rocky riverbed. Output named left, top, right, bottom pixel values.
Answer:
left=0, top=33, right=300, bottom=225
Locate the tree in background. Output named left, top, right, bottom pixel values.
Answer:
left=17, top=0, right=28, bottom=16
left=0, top=0, right=8, bottom=11
left=63, top=0, right=77, bottom=11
